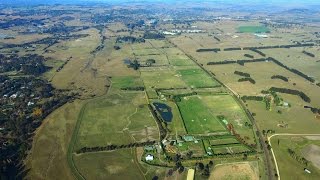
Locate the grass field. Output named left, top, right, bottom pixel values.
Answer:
left=201, top=94, right=256, bottom=144
left=26, top=100, right=86, bottom=180
left=210, top=161, right=259, bottom=180
left=75, top=89, right=159, bottom=150
left=178, top=68, right=219, bottom=88
left=271, top=136, right=320, bottom=180
left=177, top=95, right=227, bottom=134
left=73, top=149, right=145, bottom=180
left=209, top=138, right=239, bottom=145
left=111, top=76, right=143, bottom=89
left=238, top=26, right=270, bottom=33
left=141, top=67, right=187, bottom=98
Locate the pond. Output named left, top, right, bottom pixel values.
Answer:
left=153, top=102, right=173, bottom=122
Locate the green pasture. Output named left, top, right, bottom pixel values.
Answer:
left=178, top=68, right=219, bottom=88
left=237, top=26, right=270, bottom=33
left=177, top=96, right=227, bottom=134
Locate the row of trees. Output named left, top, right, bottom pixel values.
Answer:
left=271, top=75, right=289, bottom=82
left=76, top=141, right=156, bottom=154
left=241, top=96, right=264, bottom=102
left=244, top=54, right=254, bottom=58
left=207, top=58, right=267, bottom=66
left=302, top=50, right=315, bottom=58
left=120, top=87, right=145, bottom=91
left=234, top=70, right=251, bottom=77
left=196, top=43, right=315, bottom=53
left=238, top=77, right=256, bottom=84
left=224, top=47, right=241, bottom=51
left=249, top=48, right=266, bottom=57
left=287, top=148, right=309, bottom=166
left=269, top=87, right=311, bottom=103
left=270, top=57, right=315, bottom=83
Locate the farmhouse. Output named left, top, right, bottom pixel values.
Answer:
left=183, top=135, right=195, bottom=142
left=145, top=154, right=154, bottom=161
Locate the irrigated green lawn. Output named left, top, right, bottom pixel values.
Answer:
left=237, top=26, right=270, bottom=33
left=178, top=68, right=219, bottom=88
left=177, top=96, right=226, bottom=134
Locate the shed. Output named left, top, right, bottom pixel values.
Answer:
left=187, top=169, right=195, bottom=180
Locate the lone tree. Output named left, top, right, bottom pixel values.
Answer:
left=128, top=59, right=141, bottom=70
left=146, top=59, right=156, bottom=66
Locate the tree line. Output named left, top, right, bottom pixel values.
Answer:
left=116, top=36, right=145, bottom=43
left=196, top=43, right=315, bottom=53
left=302, top=50, right=315, bottom=58
left=234, top=71, right=250, bottom=77
left=269, top=87, right=311, bottom=103
left=271, top=75, right=289, bottom=82
left=238, top=77, right=256, bottom=84
left=76, top=141, right=156, bottom=154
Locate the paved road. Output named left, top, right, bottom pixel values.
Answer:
left=268, top=133, right=320, bottom=180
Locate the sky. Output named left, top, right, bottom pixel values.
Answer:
left=0, top=0, right=319, bottom=6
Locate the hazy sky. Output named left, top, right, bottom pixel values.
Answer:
left=1, top=0, right=319, bottom=6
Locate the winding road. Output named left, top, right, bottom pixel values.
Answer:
left=268, top=133, right=320, bottom=180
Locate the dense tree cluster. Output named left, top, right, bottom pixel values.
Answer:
left=0, top=18, right=44, bottom=29
left=0, top=75, right=73, bottom=179
left=271, top=75, right=289, bottom=82
left=269, top=87, right=311, bottom=103
left=0, top=54, right=50, bottom=75
left=43, top=23, right=89, bottom=35
left=143, top=31, right=165, bottom=39
left=116, top=36, right=145, bottom=43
